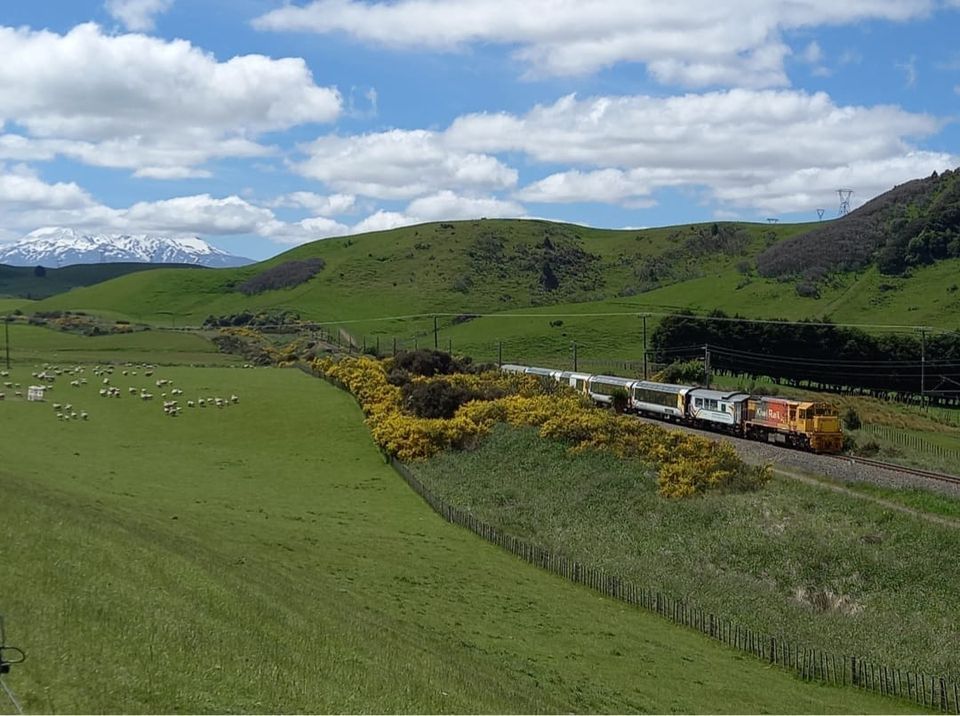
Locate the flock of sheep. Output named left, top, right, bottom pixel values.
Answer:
left=1, top=364, right=240, bottom=421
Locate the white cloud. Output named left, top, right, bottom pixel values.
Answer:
left=405, top=191, right=523, bottom=220
left=104, top=0, right=174, bottom=31
left=450, top=90, right=944, bottom=169
left=0, top=164, right=95, bottom=210
left=452, top=89, right=957, bottom=213
left=254, top=0, right=932, bottom=87
left=0, top=23, right=341, bottom=177
left=259, top=216, right=350, bottom=244
left=351, top=192, right=524, bottom=234
left=118, top=195, right=276, bottom=234
left=351, top=210, right=414, bottom=234
left=516, top=169, right=655, bottom=204
left=800, top=41, right=823, bottom=64
left=270, top=192, right=357, bottom=215
left=294, top=129, right=517, bottom=199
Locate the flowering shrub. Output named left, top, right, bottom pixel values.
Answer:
left=314, top=355, right=771, bottom=497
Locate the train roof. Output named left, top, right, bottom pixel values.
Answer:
left=687, top=387, right=750, bottom=402
left=588, top=374, right=637, bottom=386
left=634, top=381, right=692, bottom=395
left=524, top=366, right=558, bottom=377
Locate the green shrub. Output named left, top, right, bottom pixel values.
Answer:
left=842, top=407, right=862, bottom=430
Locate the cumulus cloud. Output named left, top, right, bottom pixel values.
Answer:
left=0, top=168, right=357, bottom=248
left=294, top=129, right=517, bottom=199
left=254, top=0, right=932, bottom=87
left=0, top=23, right=341, bottom=177
left=441, top=89, right=956, bottom=213
left=0, top=164, right=95, bottom=210
left=104, top=0, right=174, bottom=31
left=259, top=216, right=350, bottom=244
left=351, top=191, right=524, bottom=234
left=269, top=191, right=357, bottom=215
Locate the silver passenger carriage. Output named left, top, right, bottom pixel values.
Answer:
left=630, top=381, right=691, bottom=419
left=586, top=374, right=638, bottom=405
left=557, top=370, right=594, bottom=393
left=686, top=388, right=750, bottom=426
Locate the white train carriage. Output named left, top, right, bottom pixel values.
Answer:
left=686, top=388, right=750, bottom=428
left=630, top=381, right=691, bottom=419
left=586, top=374, right=638, bottom=405
left=557, top=370, right=594, bottom=393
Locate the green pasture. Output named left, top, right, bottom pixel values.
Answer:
left=0, top=322, right=236, bottom=366
left=0, top=365, right=912, bottom=713
left=412, top=425, right=960, bottom=683
left=0, top=298, right=32, bottom=314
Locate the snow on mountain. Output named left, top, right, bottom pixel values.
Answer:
left=0, top=228, right=253, bottom=268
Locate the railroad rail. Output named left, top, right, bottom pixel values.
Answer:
left=827, top=454, right=960, bottom=486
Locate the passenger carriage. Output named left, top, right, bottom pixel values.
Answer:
left=685, top=388, right=749, bottom=429
left=631, top=381, right=691, bottom=419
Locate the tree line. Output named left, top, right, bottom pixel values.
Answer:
left=650, top=310, right=960, bottom=405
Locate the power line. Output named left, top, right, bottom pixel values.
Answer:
left=214, top=310, right=954, bottom=335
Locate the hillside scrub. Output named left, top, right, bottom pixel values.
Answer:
left=757, top=167, right=960, bottom=280
left=315, top=354, right=771, bottom=497
left=236, top=257, right=325, bottom=295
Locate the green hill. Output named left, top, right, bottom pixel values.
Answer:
left=0, top=262, right=207, bottom=300
left=28, top=219, right=809, bottom=323
left=20, top=168, right=960, bottom=346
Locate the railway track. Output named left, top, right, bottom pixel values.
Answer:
left=826, top=454, right=960, bottom=486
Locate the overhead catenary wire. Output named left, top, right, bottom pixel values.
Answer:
left=196, top=309, right=957, bottom=334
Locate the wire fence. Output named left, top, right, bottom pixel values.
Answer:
left=307, top=364, right=959, bottom=713
left=866, top=424, right=960, bottom=464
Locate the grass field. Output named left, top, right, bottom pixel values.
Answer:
left=0, top=363, right=915, bottom=714
left=411, top=425, right=960, bottom=684
left=0, top=323, right=238, bottom=367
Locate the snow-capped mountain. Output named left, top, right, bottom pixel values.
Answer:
left=0, top=228, right=253, bottom=268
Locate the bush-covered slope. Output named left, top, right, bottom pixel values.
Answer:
left=757, top=167, right=960, bottom=280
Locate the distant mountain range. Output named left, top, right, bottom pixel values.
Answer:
left=0, top=228, right=253, bottom=268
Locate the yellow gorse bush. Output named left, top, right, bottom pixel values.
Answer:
left=314, top=355, right=771, bottom=498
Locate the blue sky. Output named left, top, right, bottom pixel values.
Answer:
left=0, top=0, right=958, bottom=260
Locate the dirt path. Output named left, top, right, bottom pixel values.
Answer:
left=772, top=465, right=960, bottom=529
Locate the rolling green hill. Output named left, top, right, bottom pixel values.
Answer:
left=27, top=219, right=809, bottom=323
left=0, top=262, right=207, bottom=300
left=18, top=189, right=960, bottom=354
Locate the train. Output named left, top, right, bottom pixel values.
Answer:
left=501, top=364, right=844, bottom=454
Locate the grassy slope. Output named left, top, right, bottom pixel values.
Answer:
left=0, top=322, right=237, bottom=366
left=0, top=262, right=206, bottom=300
left=29, top=220, right=808, bottom=322
left=0, top=365, right=908, bottom=714
left=411, top=425, right=960, bottom=682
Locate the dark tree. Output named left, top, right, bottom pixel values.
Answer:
left=33, top=265, right=46, bottom=277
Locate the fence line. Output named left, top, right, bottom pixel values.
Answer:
left=306, top=364, right=958, bottom=713
left=867, top=424, right=960, bottom=464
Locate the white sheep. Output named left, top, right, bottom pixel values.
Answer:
left=187, top=400, right=195, bottom=407
left=230, top=394, right=239, bottom=404
left=80, top=411, right=89, bottom=420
